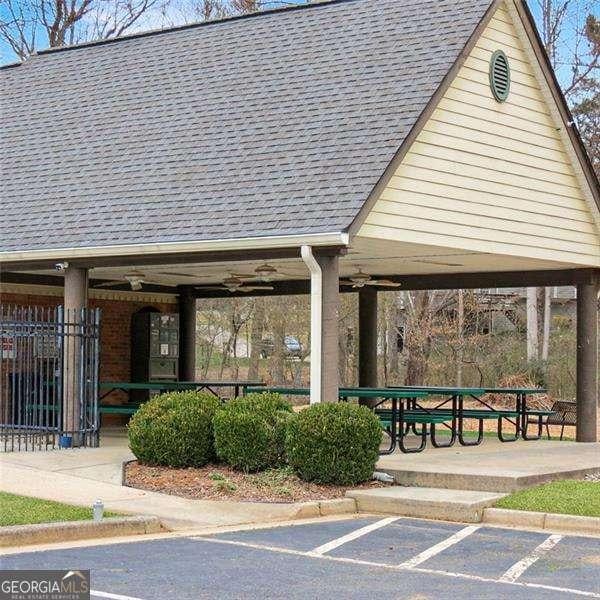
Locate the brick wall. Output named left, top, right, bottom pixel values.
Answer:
left=1, top=289, right=176, bottom=423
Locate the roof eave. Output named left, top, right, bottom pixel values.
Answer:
left=0, top=232, right=350, bottom=268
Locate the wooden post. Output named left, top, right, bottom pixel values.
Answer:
left=178, top=287, right=197, bottom=381
left=358, top=287, right=378, bottom=405
left=63, top=267, right=88, bottom=447
left=576, top=282, right=599, bottom=442
left=316, top=252, right=340, bottom=402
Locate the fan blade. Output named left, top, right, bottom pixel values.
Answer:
left=144, top=280, right=177, bottom=288
left=230, top=273, right=258, bottom=280
left=368, top=280, right=401, bottom=288
left=95, top=280, right=126, bottom=288
left=239, top=285, right=274, bottom=292
left=340, top=280, right=357, bottom=286
left=155, top=271, right=200, bottom=279
left=194, top=286, right=227, bottom=291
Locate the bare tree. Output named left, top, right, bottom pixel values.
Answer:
left=247, top=298, right=265, bottom=380
left=0, top=0, right=169, bottom=60
left=535, top=2, right=599, bottom=175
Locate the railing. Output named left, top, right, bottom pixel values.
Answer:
left=0, top=305, right=101, bottom=451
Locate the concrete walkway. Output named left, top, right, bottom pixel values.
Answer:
left=377, top=438, right=600, bottom=492
left=2, top=430, right=599, bottom=530
left=0, top=430, right=319, bottom=530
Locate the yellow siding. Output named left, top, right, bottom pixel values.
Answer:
left=359, top=1, right=600, bottom=267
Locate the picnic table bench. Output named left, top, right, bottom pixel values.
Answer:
left=244, top=385, right=450, bottom=454
left=388, top=385, right=552, bottom=443
left=99, top=380, right=264, bottom=416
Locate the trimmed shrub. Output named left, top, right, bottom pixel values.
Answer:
left=213, top=393, right=294, bottom=472
left=285, top=403, right=382, bottom=485
left=128, top=391, right=220, bottom=467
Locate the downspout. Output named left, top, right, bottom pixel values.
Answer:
left=301, top=245, right=322, bottom=404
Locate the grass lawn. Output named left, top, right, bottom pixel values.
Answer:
left=0, top=492, right=117, bottom=527
left=495, top=481, right=600, bottom=518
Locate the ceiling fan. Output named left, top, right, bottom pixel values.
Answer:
left=155, top=263, right=290, bottom=283
left=94, top=271, right=173, bottom=291
left=229, top=263, right=291, bottom=282
left=195, top=275, right=274, bottom=293
left=340, top=269, right=401, bottom=289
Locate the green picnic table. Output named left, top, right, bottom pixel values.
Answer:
left=99, top=380, right=264, bottom=415
left=482, top=387, right=550, bottom=440
left=388, top=385, right=551, bottom=443
left=244, top=386, right=449, bottom=454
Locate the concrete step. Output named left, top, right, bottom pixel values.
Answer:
left=346, top=486, right=505, bottom=523
left=377, top=465, right=600, bottom=493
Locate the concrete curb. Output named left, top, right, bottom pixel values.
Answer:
left=483, top=508, right=600, bottom=536
left=0, top=516, right=166, bottom=548
left=294, top=498, right=357, bottom=518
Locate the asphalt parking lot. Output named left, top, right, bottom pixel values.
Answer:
left=2, top=516, right=600, bottom=599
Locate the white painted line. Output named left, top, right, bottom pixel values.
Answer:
left=193, top=535, right=600, bottom=599
left=91, top=590, right=146, bottom=600
left=306, top=517, right=399, bottom=556
left=500, top=534, right=563, bottom=583
left=399, top=525, right=480, bottom=568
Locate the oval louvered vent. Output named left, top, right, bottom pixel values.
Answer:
left=489, top=50, right=510, bottom=102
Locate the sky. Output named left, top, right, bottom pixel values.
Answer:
left=0, top=0, right=598, bottom=95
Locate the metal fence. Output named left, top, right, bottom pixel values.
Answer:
left=0, top=305, right=101, bottom=451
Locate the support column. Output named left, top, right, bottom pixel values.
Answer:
left=576, top=282, right=599, bottom=442
left=358, top=287, right=378, bottom=406
left=63, top=267, right=88, bottom=447
left=318, top=252, right=340, bottom=402
left=178, top=288, right=197, bottom=381
left=302, top=247, right=339, bottom=403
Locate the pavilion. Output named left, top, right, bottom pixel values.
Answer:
left=1, top=0, right=598, bottom=441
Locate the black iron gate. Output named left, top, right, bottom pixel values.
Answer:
left=0, top=305, right=101, bottom=451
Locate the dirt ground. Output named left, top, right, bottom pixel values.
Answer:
left=124, top=461, right=389, bottom=503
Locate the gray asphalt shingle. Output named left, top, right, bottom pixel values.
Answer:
left=0, top=0, right=492, bottom=252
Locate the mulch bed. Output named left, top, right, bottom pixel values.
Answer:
left=124, top=461, right=389, bottom=503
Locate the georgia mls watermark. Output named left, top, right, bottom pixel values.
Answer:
left=0, top=570, right=90, bottom=600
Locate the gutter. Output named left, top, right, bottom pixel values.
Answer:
left=301, top=245, right=322, bottom=405
left=0, top=232, right=349, bottom=264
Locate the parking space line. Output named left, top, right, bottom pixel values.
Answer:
left=193, top=536, right=600, bottom=598
left=399, top=525, right=480, bottom=568
left=91, top=591, right=146, bottom=600
left=500, top=534, right=563, bottom=583
left=306, top=517, right=399, bottom=556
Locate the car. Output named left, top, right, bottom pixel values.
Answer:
left=260, top=335, right=303, bottom=359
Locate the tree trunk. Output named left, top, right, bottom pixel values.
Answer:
left=405, top=291, right=432, bottom=386
left=271, top=302, right=285, bottom=385
left=247, top=299, right=265, bottom=380
left=541, top=287, right=552, bottom=361
left=386, top=296, right=399, bottom=383
left=526, top=287, right=540, bottom=362
left=456, top=289, right=464, bottom=386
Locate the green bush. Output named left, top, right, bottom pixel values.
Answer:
left=213, top=393, right=294, bottom=472
left=285, top=403, right=382, bottom=485
left=128, top=391, right=220, bottom=467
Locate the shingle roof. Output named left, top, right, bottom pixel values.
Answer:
left=0, top=0, right=493, bottom=253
